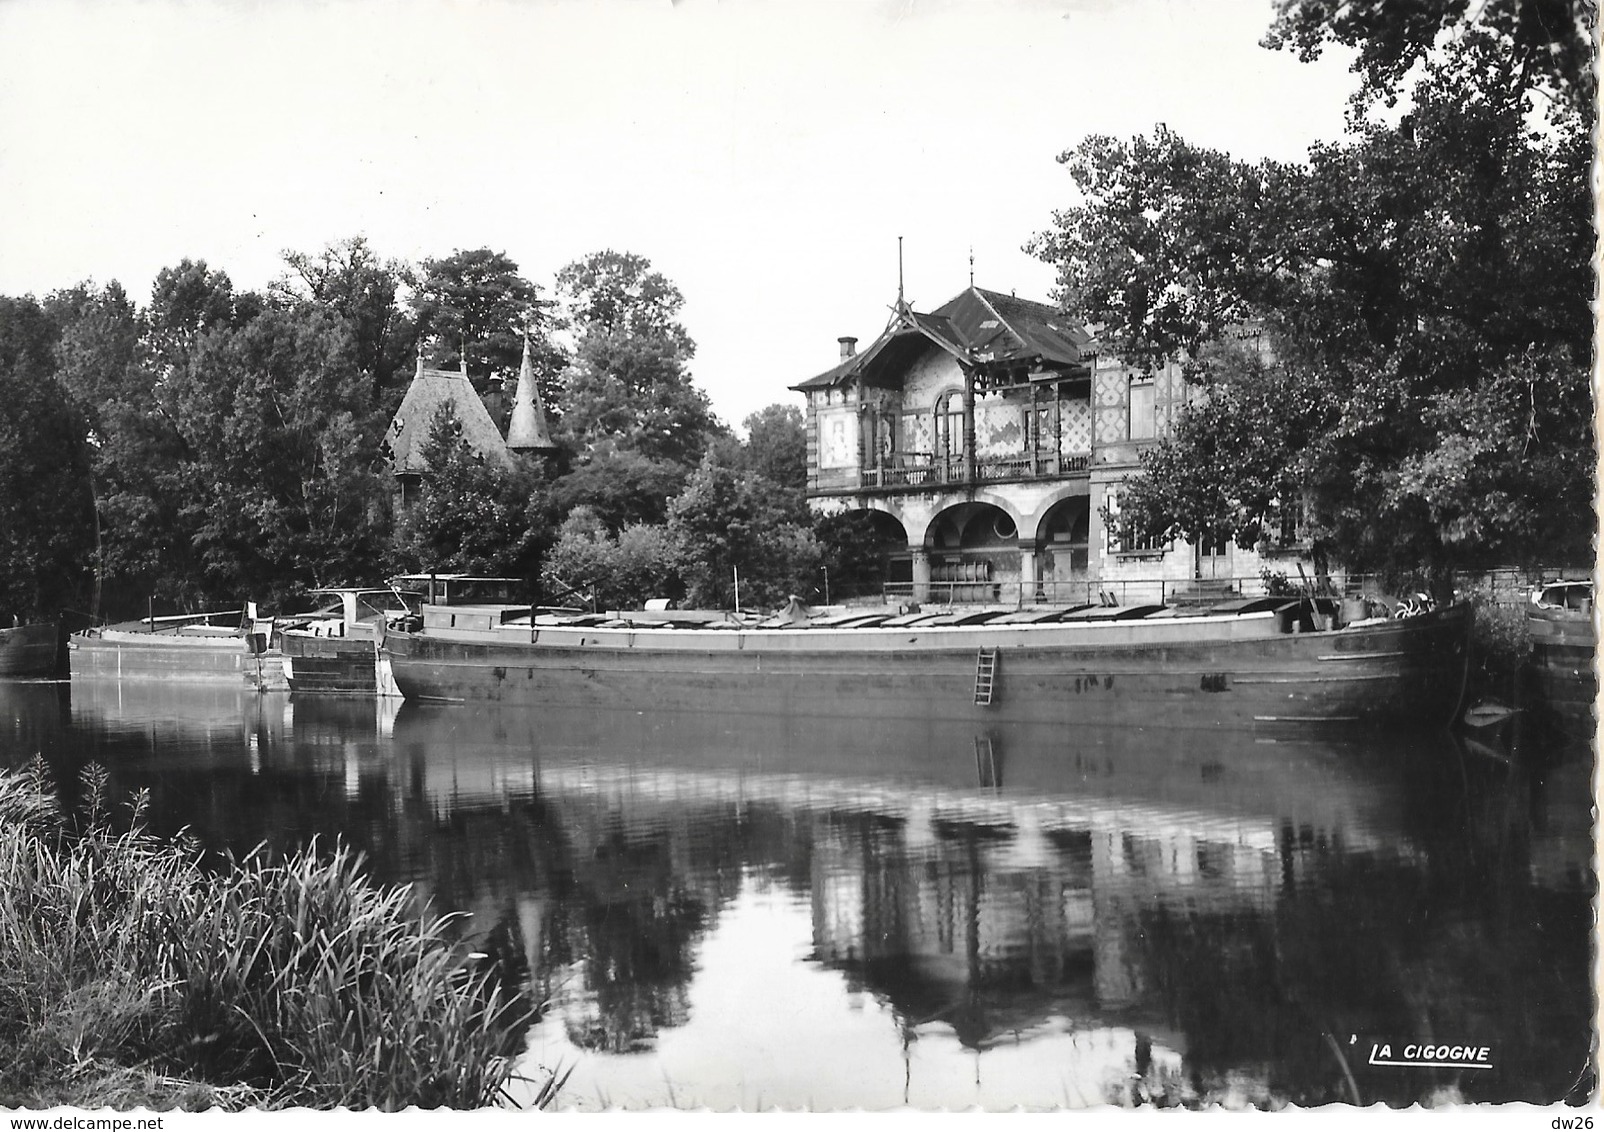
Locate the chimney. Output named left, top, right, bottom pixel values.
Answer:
left=838, top=336, right=858, bottom=360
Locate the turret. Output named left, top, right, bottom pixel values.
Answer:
left=505, top=335, right=557, bottom=453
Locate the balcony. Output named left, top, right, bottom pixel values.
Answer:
left=858, top=451, right=1091, bottom=490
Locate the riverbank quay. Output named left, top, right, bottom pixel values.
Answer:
left=0, top=763, right=561, bottom=1111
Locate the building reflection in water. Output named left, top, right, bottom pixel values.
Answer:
left=7, top=679, right=1593, bottom=1109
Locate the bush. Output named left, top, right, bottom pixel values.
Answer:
left=0, top=762, right=562, bottom=1111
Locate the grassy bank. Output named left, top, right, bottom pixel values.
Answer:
left=0, top=762, right=559, bottom=1111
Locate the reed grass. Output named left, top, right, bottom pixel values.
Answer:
left=0, top=760, right=556, bottom=1111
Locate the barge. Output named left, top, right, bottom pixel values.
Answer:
left=383, top=597, right=1473, bottom=729
left=1526, top=580, right=1596, bottom=738
left=70, top=611, right=287, bottom=690
left=279, top=587, right=422, bottom=696
left=0, top=622, right=61, bottom=677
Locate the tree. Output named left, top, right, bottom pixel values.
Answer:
left=666, top=449, right=818, bottom=610
left=45, top=282, right=167, bottom=616
left=410, top=248, right=565, bottom=395
left=274, top=237, right=414, bottom=400
left=812, top=510, right=893, bottom=604
left=555, top=249, right=695, bottom=357
left=1263, top=0, right=1596, bottom=113
left=144, top=259, right=257, bottom=376
left=539, top=507, right=679, bottom=612
left=390, top=406, right=545, bottom=579
left=0, top=297, right=95, bottom=622
left=163, top=305, right=392, bottom=602
left=555, top=251, right=722, bottom=468
left=741, top=404, right=807, bottom=493
left=548, top=441, right=691, bottom=532
left=1032, top=25, right=1593, bottom=582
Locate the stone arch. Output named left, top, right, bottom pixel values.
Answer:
left=924, top=499, right=1024, bottom=603
left=815, top=505, right=911, bottom=602
left=1036, top=494, right=1093, bottom=599
left=1016, top=482, right=1092, bottom=545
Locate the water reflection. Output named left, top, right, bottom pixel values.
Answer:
left=1, top=678, right=1592, bottom=1109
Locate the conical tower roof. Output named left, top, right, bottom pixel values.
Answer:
left=506, top=336, right=557, bottom=453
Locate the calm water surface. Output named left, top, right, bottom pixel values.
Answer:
left=0, top=678, right=1593, bottom=1110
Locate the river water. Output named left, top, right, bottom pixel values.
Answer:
left=0, top=678, right=1593, bottom=1110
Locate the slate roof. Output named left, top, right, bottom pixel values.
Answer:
left=791, top=286, right=1092, bottom=391
left=937, top=288, right=1092, bottom=367
left=387, top=357, right=514, bottom=475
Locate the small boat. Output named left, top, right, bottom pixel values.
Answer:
left=0, top=621, right=62, bottom=677
left=279, top=587, right=423, bottom=696
left=1462, top=700, right=1519, bottom=729
left=1526, top=579, right=1596, bottom=738
left=69, top=609, right=287, bottom=690
left=382, top=595, right=1473, bottom=730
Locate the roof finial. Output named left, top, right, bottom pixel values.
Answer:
left=969, top=245, right=975, bottom=288
left=896, top=236, right=905, bottom=312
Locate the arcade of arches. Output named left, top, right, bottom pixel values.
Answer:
left=832, top=497, right=1093, bottom=604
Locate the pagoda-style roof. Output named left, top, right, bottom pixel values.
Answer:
left=792, top=286, right=1094, bottom=392
left=387, top=356, right=514, bottom=475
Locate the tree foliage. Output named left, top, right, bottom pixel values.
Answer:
left=547, top=441, right=690, bottom=532
left=274, top=237, right=415, bottom=400
left=411, top=248, right=565, bottom=393
left=740, top=404, right=807, bottom=492
left=1033, top=23, right=1594, bottom=580
left=0, top=299, right=95, bottom=622
left=539, top=507, right=679, bottom=612
left=166, top=305, right=391, bottom=602
left=390, top=407, right=543, bottom=579
left=1263, top=0, right=1596, bottom=113
left=555, top=250, right=721, bottom=468
left=0, top=241, right=808, bottom=620
left=667, top=448, right=818, bottom=610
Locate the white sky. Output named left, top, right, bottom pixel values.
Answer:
left=0, top=0, right=1359, bottom=431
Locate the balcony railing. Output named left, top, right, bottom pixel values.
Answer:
left=859, top=451, right=1090, bottom=489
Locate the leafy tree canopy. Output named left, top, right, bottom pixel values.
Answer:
left=667, top=447, right=816, bottom=610
left=548, top=441, right=691, bottom=532
left=167, top=305, right=390, bottom=603
left=556, top=249, right=695, bottom=358
left=411, top=248, right=565, bottom=391
left=556, top=250, right=723, bottom=469
left=540, top=507, right=680, bottom=612
left=0, top=297, right=95, bottom=621
left=1032, top=23, right=1593, bottom=581
left=740, top=404, right=807, bottom=493
left=1263, top=0, right=1596, bottom=113
left=273, top=236, right=415, bottom=399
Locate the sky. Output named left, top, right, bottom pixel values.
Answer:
left=0, top=0, right=1361, bottom=431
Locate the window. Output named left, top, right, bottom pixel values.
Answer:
left=1274, top=497, right=1308, bottom=547
left=1129, top=376, right=1156, bottom=440
left=1104, top=489, right=1168, bottom=554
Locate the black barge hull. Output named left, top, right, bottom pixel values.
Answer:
left=384, top=605, right=1472, bottom=729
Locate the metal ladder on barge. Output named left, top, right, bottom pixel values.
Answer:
left=973, top=648, right=999, bottom=706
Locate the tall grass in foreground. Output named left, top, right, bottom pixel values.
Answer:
left=0, top=761, right=559, bottom=1111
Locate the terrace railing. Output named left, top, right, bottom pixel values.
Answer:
left=861, top=451, right=1091, bottom=489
